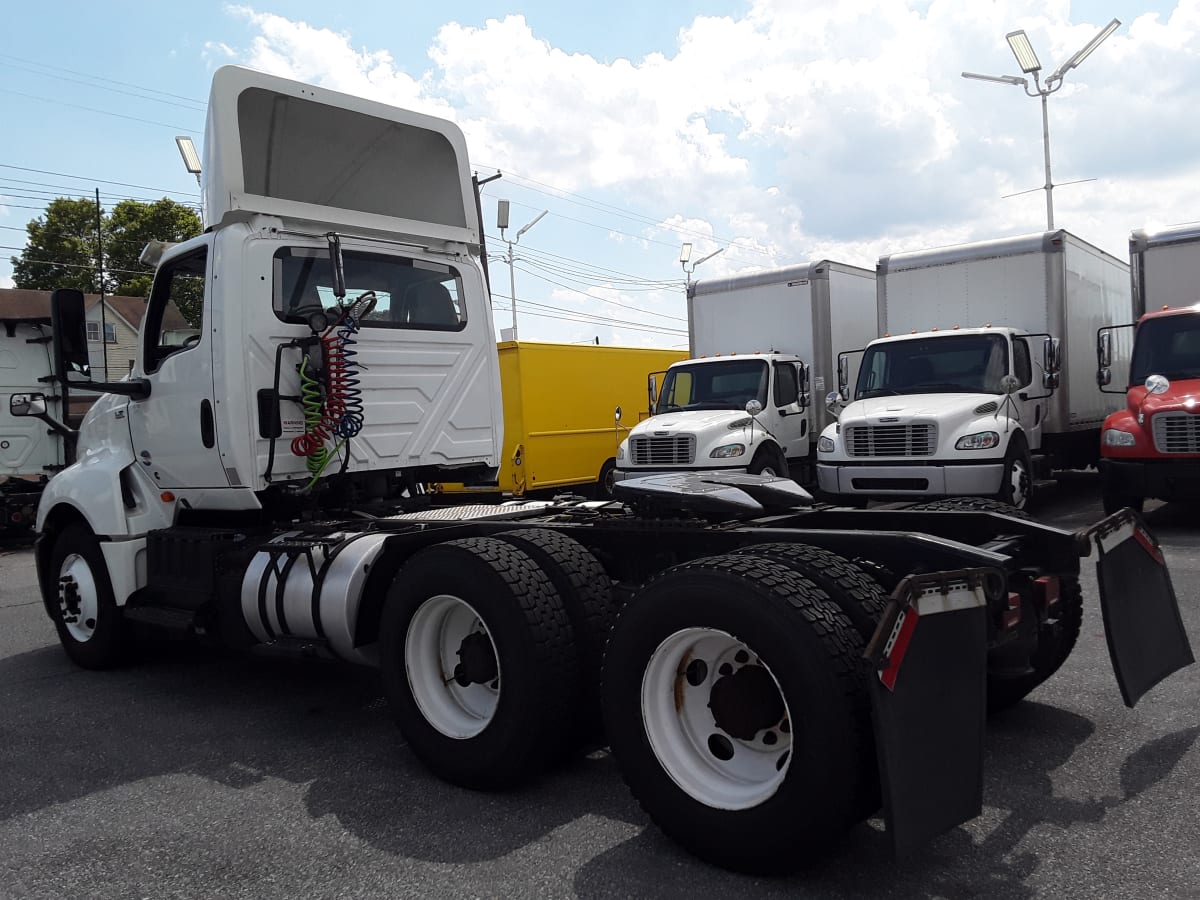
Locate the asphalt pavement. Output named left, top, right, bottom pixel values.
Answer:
left=1, top=475, right=1198, bottom=899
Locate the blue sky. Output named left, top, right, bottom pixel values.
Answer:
left=1, top=1, right=1191, bottom=349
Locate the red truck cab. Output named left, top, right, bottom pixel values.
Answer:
left=1099, top=305, right=1200, bottom=513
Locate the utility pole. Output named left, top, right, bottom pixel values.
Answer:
left=95, top=188, right=109, bottom=381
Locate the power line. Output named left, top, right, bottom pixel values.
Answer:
left=0, top=60, right=208, bottom=113
left=0, top=53, right=207, bottom=105
left=0, top=164, right=198, bottom=198
left=0, top=88, right=203, bottom=134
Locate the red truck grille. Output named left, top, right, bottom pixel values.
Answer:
left=630, top=435, right=695, bottom=465
left=845, top=423, right=937, bottom=457
left=1152, top=413, right=1200, bottom=454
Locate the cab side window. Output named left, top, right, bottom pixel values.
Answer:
left=143, top=249, right=206, bottom=374
left=1013, top=338, right=1033, bottom=387
left=773, top=362, right=799, bottom=407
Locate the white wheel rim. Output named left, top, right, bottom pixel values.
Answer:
left=641, top=627, right=792, bottom=810
left=405, top=594, right=501, bottom=739
left=59, top=553, right=99, bottom=643
left=1009, top=459, right=1029, bottom=509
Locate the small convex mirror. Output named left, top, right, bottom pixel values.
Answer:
left=1000, top=374, right=1021, bottom=394
left=745, top=399, right=763, bottom=417
left=614, top=405, right=623, bottom=424
left=1146, top=374, right=1170, bottom=395
left=9, top=393, right=46, bottom=417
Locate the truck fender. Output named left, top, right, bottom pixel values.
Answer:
left=35, top=446, right=138, bottom=538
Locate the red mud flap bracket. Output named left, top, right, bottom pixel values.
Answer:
left=864, top=568, right=1001, bottom=857
left=1082, top=509, right=1195, bottom=708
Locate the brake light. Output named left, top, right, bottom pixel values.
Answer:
left=1034, top=575, right=1061, bottom=610
left=1002, top=592, right=1021, bottom=630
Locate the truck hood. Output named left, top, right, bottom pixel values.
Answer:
left=629, top=409, right=752, bottom=435
left=841, top=393, right=1004, bottom=423
left=1128, top=382, right=1200, bottom=417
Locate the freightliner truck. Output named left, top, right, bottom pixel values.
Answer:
left=17, top=67, right=1193, bottom=874
left=1097, top=222, right=1200, bottom=513
left=613, top=261, right=878, bottom=489
left=817, top=231, right=1133, bottom=509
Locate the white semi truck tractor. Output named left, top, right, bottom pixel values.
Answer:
left=817, top=231, right=1134, bottom=509
left=614, top=261, right=877, bottom=488
left=24, top=68, right=1191, bottom=874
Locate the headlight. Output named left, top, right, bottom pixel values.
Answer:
left=955, top=431, right=999, bottom=450
left=617, top=444, right=625, bottom=460
left=818, top=435, right=835, bottom=453
left=1103, top=428, right=1137, bottom=447
left=709, top=443, right=746, bottom=459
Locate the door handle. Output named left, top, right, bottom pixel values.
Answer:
left=200, top=399, right=215, bottom=448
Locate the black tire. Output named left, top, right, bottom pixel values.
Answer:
left=48, top=524, right=130, bottom=669
left=602, top=554, right=875, bottom=874
left=907, top=496, right=1034, bottom=521
left=746, top=446, right=785, bottom=477
left=987, top=577, right=1084, bottom=711
left=995, top=437, right=1034, bottom=510
left=1102, top=483, right=1144, bottom=516
left=731, top=542, right=886, bottom=642
left=595, top=458, right=617, bottom=500
left=495, top=527, right=616, bottom=745
left=379, top=537, right=579, bottom=790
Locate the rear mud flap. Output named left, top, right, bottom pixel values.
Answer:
left=1087, top=510, right=1195, bottom=707
left=864, top=569, right=998, bottom=856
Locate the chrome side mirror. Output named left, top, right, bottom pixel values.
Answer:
left=647, top=374, right=658, bottom=414
left=614, top=405, right=623, bottom=424
left=825, top=390, right=846, bottom=417
left=1043, top=336, right=1062, bottom=374
left=837, top=355, right=850, bottom=397
left=1097, top=368, right=1112, bottom=387
left=1098, top=330, right=1113, bottom=369
left=10, top=393, right=47, bottom=417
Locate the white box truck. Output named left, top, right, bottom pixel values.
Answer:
left=817, top=230, right=1133, bottom=508
left=613, top=260, right=877, bottom=486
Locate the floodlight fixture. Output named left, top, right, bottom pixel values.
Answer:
left=962, top=72, right=1028, bottom=87
left=679, top=242, right=693, bottom=264
left=1051, top=17, right=1120, bottom=81
left=1006, top=30, right=1042, bottom=73
left=175, top=135, right=202, bottom=177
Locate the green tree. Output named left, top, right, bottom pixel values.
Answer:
left=10, top=198, right=104, bottom=293
left=105, top=198, right=202, bottom=299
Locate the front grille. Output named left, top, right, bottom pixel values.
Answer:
left=630, top=435, right=695, bottom=465
left=1152, top=412, right=1200, bottom=454
left=845, top=423, right=937, bottom=457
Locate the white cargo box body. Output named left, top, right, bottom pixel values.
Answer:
left=877, top=231, right=1132, bottom=434
left=1131, top=222, right=1200, bottom=311
left=689, top=261, right=877, bottom=433
left=0, top=318, right=64, bottom=478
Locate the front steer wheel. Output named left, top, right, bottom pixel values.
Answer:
left=48, top=524, right=131, bottom=669
left=379, top=537, right=579, bottom=790
left=602, top=554, right=874, bottom=874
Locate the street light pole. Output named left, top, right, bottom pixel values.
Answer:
left=497, top=205, right=547, bottom=341
left=963, top=18, right=1120, bottom=231
left=679, top=242, right=724, bottom=286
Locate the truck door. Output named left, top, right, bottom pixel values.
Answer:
left=126, top=242, right=229, bottom=489
left=771, top=361, right=809, bottom=460
left=1012, top=338, right=1043, bottom=450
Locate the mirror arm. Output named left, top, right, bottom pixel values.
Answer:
left=69, top=378, right=152, bottom=400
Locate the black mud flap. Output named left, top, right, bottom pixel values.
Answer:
left=864, top=569, right=999, bottom=857
left=1086, top=510, right=1194, bottom=707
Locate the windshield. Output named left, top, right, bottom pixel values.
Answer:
left=856, top=334, right=1009, bottom=398
left=659, top=359, right=769, bottom=412
left=1131, top=316, right=1200, bottom=383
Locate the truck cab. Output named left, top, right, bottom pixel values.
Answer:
left=816, top=326, right=1060, bottom=509
left=1098, top=305, right=1200, bottom=513
left=614, top=352, right=809, bottom=480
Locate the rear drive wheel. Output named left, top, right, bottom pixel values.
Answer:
left=49, top=524, right=130, bottom=669
left=495, top=527, right=616, bottom=745
left=731, top=542, right=886, bottom=642
left=995, top=439, right=1034, bottom=510
left=987, top=577, right=1084, bottom=711
left=602, top=554, right=874, bottom=873
left=379, top=537, right=579, bottom=789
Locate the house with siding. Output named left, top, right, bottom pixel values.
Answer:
left=0, top=288, right=190, bottom=380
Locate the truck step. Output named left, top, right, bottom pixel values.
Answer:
left=1033, top=479, right=1057, bottom=490
left=122, top=606, right=197, bottom=633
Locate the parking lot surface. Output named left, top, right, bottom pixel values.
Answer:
left=2, top=476, right=1198, bottom=899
